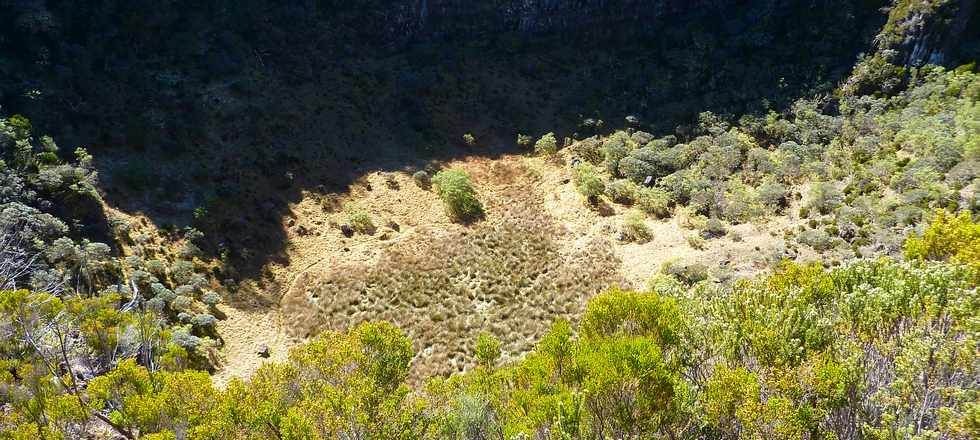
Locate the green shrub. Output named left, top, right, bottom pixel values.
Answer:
left=349, top=211, right=376, bottom=234
left=573, top=163, right=605, bottom=205
left=474, top=333, right=501, bottom=369
left=905, top=209, right=979, bottom=273
left=432, top=169, right=483, bottom=222
left=618, top=156, right=661, bottom=184
left=602, top=132, right=631, bottom=175
left=412, top=170, right=431, bottom=189
left=534, top=132, right=558, bottom=157
left=805, top=182, right=843, bottom=215
left=635, top=187, right=672, bottom=218
left=661, top=259, right=709, bottom=284
left=798, top=228, right=836, bottom=251
left=571, top=137, right=603, bottom=164
left=621, top=211, right=653, bottom=243
left=701, top=217, right=727, bottom=239
left=686, top=234, right=707, bottom=250
left=721, top=182, right=764, bottom=223
left=605, top=179, right=640, bottom=205
left=758, top=180, right=788, bottom=212
left=516, top=133, right=533, bottom=148
left=462, top=133, right=476, bottom=146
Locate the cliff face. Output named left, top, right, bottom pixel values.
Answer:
left=381, top=0, right=739, bottom=45
left=876, top=0, right=979, bottom=66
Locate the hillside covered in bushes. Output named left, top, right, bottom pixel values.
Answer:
left=1, top=0, right=979, bottom=439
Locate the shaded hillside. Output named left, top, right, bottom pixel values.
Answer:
left=1, top=0, right=891, bottom=275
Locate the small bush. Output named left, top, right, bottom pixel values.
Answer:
left=534, top=132, right=558, bottom=157
left=573, top=163, right=605, bottom=205
left=516, top=133, right=533, bottom=148
left=621, top=211, right=653, bottom=243
left=202, top=291, right=221, bottom=307
left=602, top=133, right=631, bottom=175
left=661, top=259, right=709, bottom=284
left=605, top=179, right=640, bottom=205
left=758, top=180, right=788, bottom=213
left=349, top=211, right=376, bottom=234
left=432, top=169, right=483, bottom=222
left=462, top=133, right=476, bottom=146
left=413, top=170, right=431, bottom=189
left=686, top=234, right=707, bottom=250
left=798, top=228, right=836, bottom=251
left=474, top=333, right=501, bottom=369
left=701, top=217, right=727, bottom=239
left=635, top=187, right=672, bottom=218
left=571, top=137, right=603, bottom=164
left=721, top=182, right=764, bottom=223
left=806, top=182, right=843, bottom=215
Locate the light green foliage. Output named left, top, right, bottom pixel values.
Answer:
left=462, top=133, right=476, bottom=146
left=474, top=333, right=501, bottom=369
left=805, top=181, right=843, bottom=215
left=533, top=132, right=558, bottom=157
left=601, top=131, right=631, bottom=175
left=906, top=209, right=980, bottom=276
left=604, top=179, right=640, bottom=204
left=572, top=163, right=605, bottom=205
left=432, top=169, right=483, bottom=222
left=3, top=250, right=976, bottom=439
left=635, top=186, right=672, bottom=218
left=348, top=210, right=376, bottom=234
left=621, top=211, right=653, bottom=243
left=516, top=133, right=533, bottom=148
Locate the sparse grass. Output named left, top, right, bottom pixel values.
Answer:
left=289, top=197, right=621, bottom=378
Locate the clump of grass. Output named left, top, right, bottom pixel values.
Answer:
left=432, top=169, right=483, bottom=222
left=661, top=258, right=709, bottom=285
left=413, top=170, right=431, bottom=189
left=621, top=211, right=653, bottom=243
left=686, top=234, right=707, bottom=250
left=348, top=210, right=376, bottom=234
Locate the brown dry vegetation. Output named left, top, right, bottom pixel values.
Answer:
left=211, top=150, right=818, bottom=384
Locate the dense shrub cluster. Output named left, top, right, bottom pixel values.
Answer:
left=563, top=67, right=978, bottom=259
left=1, top=115, right=221, bottom=366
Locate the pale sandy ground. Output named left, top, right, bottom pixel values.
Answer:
left=211, top=151, right=806, bottom=386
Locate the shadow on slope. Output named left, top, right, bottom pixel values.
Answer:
left=0, top=2, right=889, bottom=282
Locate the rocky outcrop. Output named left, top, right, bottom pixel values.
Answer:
left=878, top=0, right=978, bottom=66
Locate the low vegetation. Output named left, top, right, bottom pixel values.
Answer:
left=0, top=4, right=977, bottom=437
left=432, top=169, right=483, bottom=223
left=4, top=213, right=976, bottom=439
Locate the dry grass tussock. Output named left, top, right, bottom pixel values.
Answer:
left=281, top=159, right=621, bottom=379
